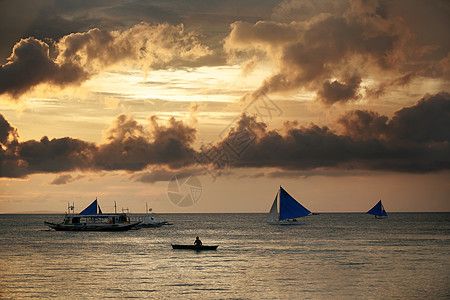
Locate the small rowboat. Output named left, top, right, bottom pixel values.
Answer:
left=171, top=244, right=218, bottom=250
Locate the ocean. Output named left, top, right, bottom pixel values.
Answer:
left=0, top=213, right=449, bottom=299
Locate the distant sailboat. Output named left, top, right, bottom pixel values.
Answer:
left=367, top=200, right=388, bottom=219
left=136, top=203, right=172, bottom=228
left=267, top=186, right=311, bottom=225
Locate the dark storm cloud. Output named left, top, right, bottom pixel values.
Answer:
left=16, top=136, right=96, bottom=175
left=226, top=0, right=450, bottom=105
left=94, top=114, right=197, bottom=171
left=1, top=92, right=449, bottom=178
left=338, top=92, right=450, bottom=143
left=0, top=37, right=88, bottom=99
left=317, top=75, right=362, bottom=105
left=336, top=110, right=389, bottom=141
left=0, top=134, right=95, bottom=178
left=0, top=114, right=197, bottom=178
left=388, top=93, right=450, bottom=143
left=211, top=92, right=450, bottom=173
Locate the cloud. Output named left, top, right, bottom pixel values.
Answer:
left=0, top=23, right=211, bottom=99
left=0, top=37, right=88, bottom=99
left=49, top=174, right=84, bottom=185
left=1, top=92, right=449, bottom=178
left=103, top=114, right=146, bottom=142
left=57, top=23, right=211, bottom=72
left=94, top=114, right=197, bottom=171
left=130, top=167, right=204, bottom=183
left=209, top=92, right=450, bottom=173
left=316, top=74, right=362, bottom=105
left=336, top=110, right=389, bottom=141
left=14, top=136, right=96, bottom=175
left=225, top=0, right=449, bottom=105
left=337, top=92, right=450, bottom=143
left=0, top=113, right=18, bottom=146
left=387, top=93, right=450, bottom=143
left=271, top=0, right=350, bottom=23
left=0, top=114, right=197, bottom=178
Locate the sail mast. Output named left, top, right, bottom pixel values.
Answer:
left=278, top=185, right=282, bottom=217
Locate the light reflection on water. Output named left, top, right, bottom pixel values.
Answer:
left=0, top=213, right=449, bottom=299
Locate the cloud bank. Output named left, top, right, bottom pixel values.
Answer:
left=211, top=92, right=450, bottom=173
left=0, top=114, right=197, bottom=178
left=1, top=92, right=449, bottom=179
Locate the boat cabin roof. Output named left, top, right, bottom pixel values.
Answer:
left=67, top=213, right=127, bottom=218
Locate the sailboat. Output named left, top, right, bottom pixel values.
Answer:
left=367, top=200, right=388, bottom=219
left=267, top=186, right=312, bottom=225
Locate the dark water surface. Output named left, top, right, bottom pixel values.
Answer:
left=0, top=213, right=449, bottom=299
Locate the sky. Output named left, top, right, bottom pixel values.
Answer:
left=0, top=0, right=449, bottom=213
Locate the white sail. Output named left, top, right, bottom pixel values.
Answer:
left=267, top=193, right=279, bottom=222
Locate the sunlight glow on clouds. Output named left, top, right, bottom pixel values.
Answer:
left=85, top=65, right=270, bottom=103
left=0, top=23, right=211, bottom=100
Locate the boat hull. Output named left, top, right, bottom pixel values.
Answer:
left=374, top=215, right=387, bottom=219
left=171, top=244, right=218, bottom=250
left=267, top=220, right=305, bottom=225
left=136, top=221, right=173, bottom=228
left=44, top=221, right=140, bottom=231
left=136, top=223, right=163, bottom=228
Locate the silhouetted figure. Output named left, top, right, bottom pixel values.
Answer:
left=194, top=236, right=202, bottom=247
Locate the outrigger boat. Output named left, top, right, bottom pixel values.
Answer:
left=171, top=244, right=218, bottom=250
left=44, top=198, right=140, bottom=231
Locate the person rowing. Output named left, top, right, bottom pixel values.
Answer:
left=194, top=236, right=202, bottom=247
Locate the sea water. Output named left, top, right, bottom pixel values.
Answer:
left=0, top=213, right=449, bottom=299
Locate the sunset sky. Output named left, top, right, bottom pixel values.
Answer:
left=1, top=0, right=449, bottom=213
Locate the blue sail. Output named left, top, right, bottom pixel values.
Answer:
left=367, top=200, right=387, bottom=217
left=79, top=199, right=101, bottom=215
left=279, top=186, right=311, bottom=220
